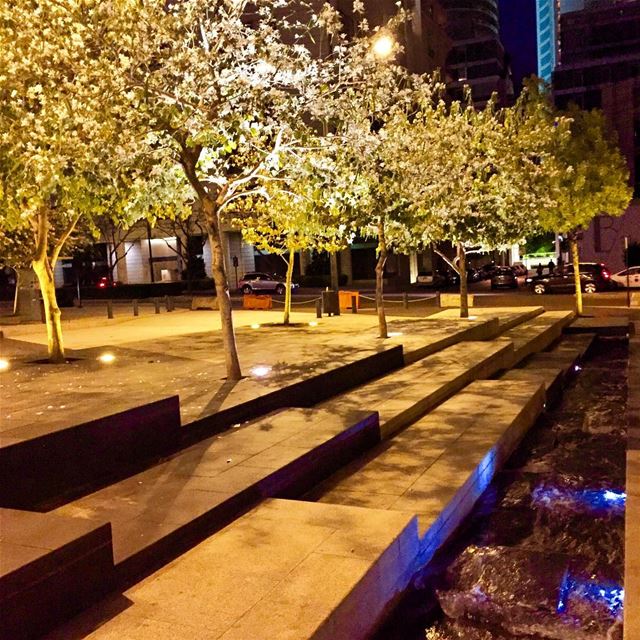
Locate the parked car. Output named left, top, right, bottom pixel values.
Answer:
left=478, top=263, right=497, bottom=280
left=415, top=270, right=447, bottom=288
left=564, top=262, right=615, bottom=290
left=238, top=272, right=298, bottom=295
left=491, top=266, right=518, bottom=289
left=527, top=270, right=599, bottom=295
left=610, top=266, right=640, bottom=289
left=97, top=277, right=119, bottom=289
left=511, top=262, right=528, bottom=277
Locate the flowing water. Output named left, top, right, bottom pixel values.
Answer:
left=376, top=337, right=628, bottom=640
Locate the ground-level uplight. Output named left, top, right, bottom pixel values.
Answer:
left=308, top=321, right=318, bottom=327
left=0, top=358, right=9, bottom=372
left=388, top=331, right=403, bottom=337
left=250, top=365, right=272, bottom=378
left=251, top=323, right=261, bottom=329
left=97, top=353, right=116, bottom=364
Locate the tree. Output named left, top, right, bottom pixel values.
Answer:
left=96, top=0, right=345, bottom=379
left=93, top=217, right=137, bottom=284
left=0, top=226, right=35, bottom=316
left=233, top=143, right=358, bottom=324
left=154, top=212, right=208, bottom=290
left=314, top=10, right=439, bottom=337
left=538, top=104, right=632, bottom=314
left=406, top=85, right=568, bottom=317
left=0, top=1, right=150, bottom=361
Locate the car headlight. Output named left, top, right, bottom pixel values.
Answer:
left=525, top=278, right=532, bottom=283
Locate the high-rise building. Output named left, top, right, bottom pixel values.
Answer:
left=536, top=0, right=558, bottom=82
left=440, top=0, right=514, bottom=105
left=553, top=0, right=640, bottom=272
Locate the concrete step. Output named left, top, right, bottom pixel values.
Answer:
left=0, top=509, right=113, bottom=640
left=501, top=333, right=596, bottom=406
left=566, top=316, right=632, bottom=336
left=310, top=380, right=545, bottom=564
left=46, top=499, right=420, bottom=640
left=500, top=310, right=575, bottom=367
left=53, top=408, right=379, bottom=582
left=317, top=339, right=514, bottom=440
left=428, top=306, right=544, bottom=334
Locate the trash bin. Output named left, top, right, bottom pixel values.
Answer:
left=322, top=290, right=340, bottom=316
left=338, top=290, right=359, bottom=311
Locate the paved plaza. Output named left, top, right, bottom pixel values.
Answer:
left=0, top=306, right=532, bottom=443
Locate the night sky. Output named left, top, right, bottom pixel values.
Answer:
left=498, top=0, right=539, bottom=94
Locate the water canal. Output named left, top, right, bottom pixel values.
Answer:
left=376, top=336, right=628, bottom=640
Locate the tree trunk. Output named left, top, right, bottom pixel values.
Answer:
left=203, top=196, right=242, bottom=380
left=569, top=234, right=583, bottom=316
left=32, top=258, right=65, bottom=363
left=375, top=223, right=388, bottom=339
left=457, top=243, right=469, bottom=319
left=329, top=252, right=339, bottom=290
left=283, top=248, right=295, bottom=326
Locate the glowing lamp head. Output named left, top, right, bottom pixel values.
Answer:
left=97, top=353, right=116, bottom=364
left=0, top=358, right=9, bottom=372
left=372, top=33, right=395, bottom=59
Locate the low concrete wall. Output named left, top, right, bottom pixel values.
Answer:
left=186, top=346, right=405, bottom=444
left=0, top=396, right=181, bottom=509
left=0, top=509, right=114, bottom=640
left=625, top=325, right=640, bottom=640
left=440, top=293, right=475, bottom=308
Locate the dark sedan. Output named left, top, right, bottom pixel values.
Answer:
left=491, top=267, right=518, bottom=289
left=527, top=271, right=598, bottom=295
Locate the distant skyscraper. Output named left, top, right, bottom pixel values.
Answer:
left=440, top=0, right=514, bottom=105
left=536, top=0, right=557, bottom=82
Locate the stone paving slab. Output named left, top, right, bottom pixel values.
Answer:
left=310, top=381, right=545, bottom=553
left=500, top=367, right=565, bottom=406
left=566, top=316, right=632, bottom=336
left=0, top=310, right=515, bottom=442
left=428, top=306, right=544, bottom=332
left=45, top=499, right=420, bottom=640
left=501, top=310, right=575, bottom=367
left=53, top=407, right=379, bottom=577
left=317, top=339, right=514, bottom=440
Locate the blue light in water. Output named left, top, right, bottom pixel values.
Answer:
left=556, top=572, right=624, bottom=617
left=532, top=486, right=626, bottom=514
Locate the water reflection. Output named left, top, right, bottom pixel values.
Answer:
left=378, top=337, right=629, bottom=640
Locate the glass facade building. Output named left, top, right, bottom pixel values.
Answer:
left=536, top=0, right=557, bottom=82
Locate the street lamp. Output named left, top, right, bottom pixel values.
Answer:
left=372, top=33, right=395, bottom=60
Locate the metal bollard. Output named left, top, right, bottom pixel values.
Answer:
left=154, top=298, right=160, bottom=314
left=107, top=300, right=114, bottom=319
left=315, top=298, right=322, bottom=318
left=351, top=295, right=358, bottom=314
left=133, top=299, right=139, bottom=316
left=403, top=292, right=409, bottom=309
left=435, top=291, right=442, bottom=308
left=165, top=295, right=170, bottom=312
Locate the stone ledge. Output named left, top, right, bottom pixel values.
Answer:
left=0, top=509, right=114, bottom=640
left=46, top=500, right=420, bottom=640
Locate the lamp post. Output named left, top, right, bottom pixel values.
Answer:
left=625, top=235, right=630, bottom=308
